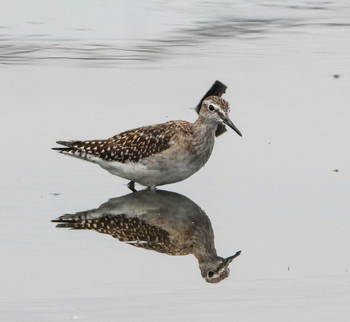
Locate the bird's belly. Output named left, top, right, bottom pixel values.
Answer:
left=97, top=150, right=206, bottom=187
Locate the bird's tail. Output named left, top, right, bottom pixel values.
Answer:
left=52, top=212, right=175, bottom=253
left=52, top=210, right=108, bottom=230
left=52, top=140, right=99, bottom=163
left=52, top=140, right=77, bottom=150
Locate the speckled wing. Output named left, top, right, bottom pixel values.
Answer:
left=53, top=213, right=191, bottom=256
left=104, top=123, right=176, bottom=163
left=53, top=121, right=185, bottom=163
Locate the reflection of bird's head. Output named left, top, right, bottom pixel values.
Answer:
left=198, top=251, right=241, bottom=284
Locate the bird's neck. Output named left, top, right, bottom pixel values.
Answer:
left=189, top=116, right=217, bottom=167
left=193, top=116, right=218, bottom=140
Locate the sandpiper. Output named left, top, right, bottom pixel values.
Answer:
left=53, top=95, right=242, bottom=190
left=52, top=190, right=241, bottom=283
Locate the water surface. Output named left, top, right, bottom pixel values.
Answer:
left=1, top=1, right=350, bottom=321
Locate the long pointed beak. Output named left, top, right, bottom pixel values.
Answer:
left=223, top=116, right=242, bottom=137
left=224, top=250, right=242, bottom=266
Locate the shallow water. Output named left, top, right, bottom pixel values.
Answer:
left=1, top=1, right=350, bottom=321
left=1, top=0, right=350, bottom=67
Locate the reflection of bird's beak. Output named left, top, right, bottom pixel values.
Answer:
left=224, top=250, right=242, bottom=267
left=223, top=116, right=242, bottom=137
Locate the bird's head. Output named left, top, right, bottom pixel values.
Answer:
left=200, top=96, right=242, bottom=137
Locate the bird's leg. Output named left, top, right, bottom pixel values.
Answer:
left=127, top=181, right=137, bottom=192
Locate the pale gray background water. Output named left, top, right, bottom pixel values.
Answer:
left=1, top=1, right=350, bottom=321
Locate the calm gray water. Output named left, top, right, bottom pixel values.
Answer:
left=1, top=0, right=349, bottom=66
left=1, top=1, right=350, bottom=321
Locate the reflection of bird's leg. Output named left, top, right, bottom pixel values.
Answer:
left=127, top=181, right=137, bottom=192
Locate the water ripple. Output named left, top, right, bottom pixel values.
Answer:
left=0, top=1, right=349, bottom=67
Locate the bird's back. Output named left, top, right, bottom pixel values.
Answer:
left=54, top=120, right=194, bottom=164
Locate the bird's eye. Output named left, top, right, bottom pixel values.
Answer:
left=208, top=104, right=215, bottom=111
left=208, top=271, right=214, bottom=278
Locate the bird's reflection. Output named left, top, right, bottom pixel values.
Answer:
left=52, top=190, right=241, bottom=283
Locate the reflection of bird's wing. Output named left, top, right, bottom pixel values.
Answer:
left=53, top=190, right=212, bottom=255
left=53, top=213, right=192, bottom=256
left=195, top=80, right=228, bottom=137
